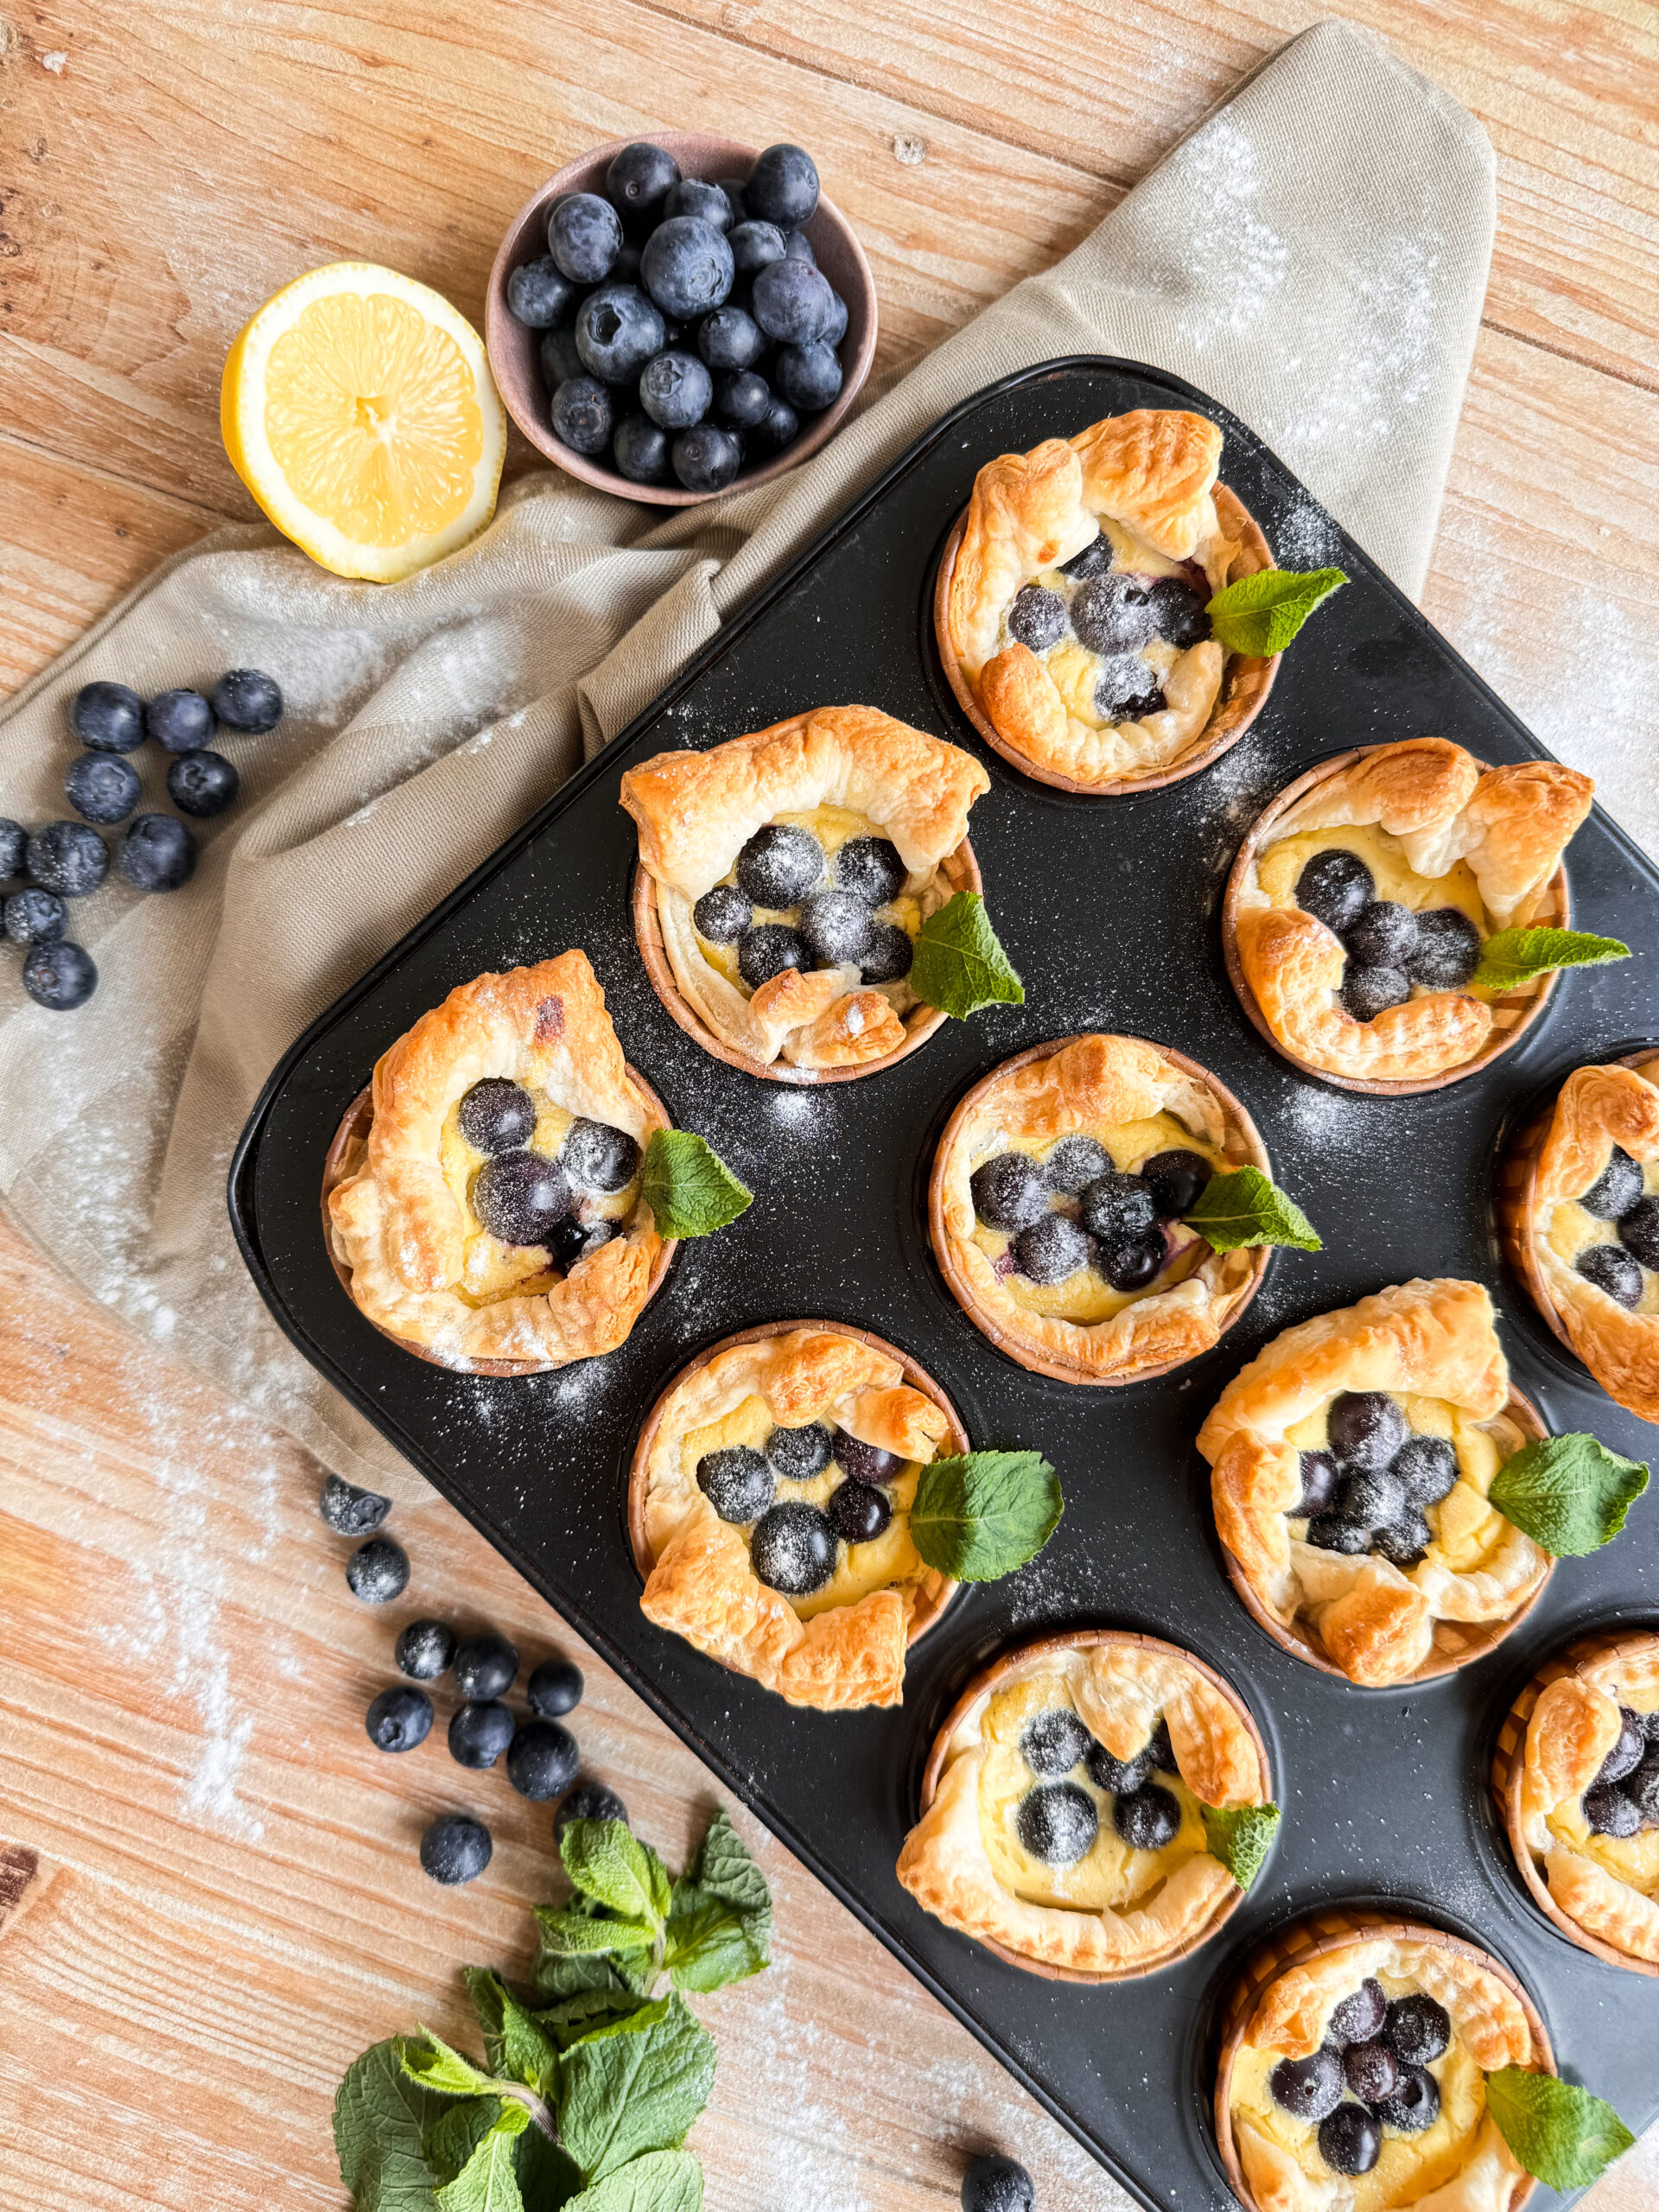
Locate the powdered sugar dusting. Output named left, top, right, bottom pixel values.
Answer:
left=1166, top=118, right=1289, bottom=348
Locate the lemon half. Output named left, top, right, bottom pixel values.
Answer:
left=221, top=263, right=506, bottom=582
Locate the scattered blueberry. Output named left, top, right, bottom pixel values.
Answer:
left=767, top=1423, right=832, bottom=1482
left=561, top=1117, right=640, bottom=1193
left=421, top=1810, right=493, bottom=1885
left=664, top=176, right=733, bottom=232
left=831, top=1430, right=903, bottom=1486
left=1058, top=532, right=1113, bottom=580
left=71, top=681, right=145, bottom=753
left=211, top=668, right=283, bottom=733
left=970, top=1151, right=1048, bottom=1231
left=473, top=1150, right=571, bottom=1246
left=507, top=1719, right=581, bottom=1801
left=118, top=813, right=196, bottom=893
left=1084, top=1739, right=1150, bottom=1795
left=1020, top=1707, right=1090, bottom=1777
left=1618, top=1197, right=1659, bottom=1269
left=1112, top=1782, right=1181, bottom=1851
left=1079, top=1172, right=1156, bottom=1242
left=1382, top=1993, right=1450, bottom=2067
left=671, top=421, right=743, bottom=492
left=693, top=884, right=753, bottom=943
left=549, top=192, right=624, bottom=283
left=827, top=1478, right=891, bottom=1543
left=507, top=256, right=578, bottom=327
left=606, top=142, right=681, bottom=227
left=1007, top=585, right=1066, bottom=652
left=749, top=395, right=799, bottom=454
left=1581, top=1146, right=1644, bottom=1220
left=541, top=325, right=585, bottom=389
left=642, top=215, right=734, bottom=320
left=1306, top=1512, right=1371, bottom=1554
left=1045, top=1136, right=1110, bottom=1192
left=1318, top=2104, right=1380, bottom=2177
left=453, top=1631, right=519, bottom=1700
left=1407, top=906, right=1482, bottom=988
left=1269, top=2048, right=1344, bottom=2122
left=783, top=227, right=817, bottom=265
left=1296, top=849, right=1374, bottom=936
left=1578, top=1243, right=1643, bottom=1308
left=576, top=285, right=666, bottom=384
left=818, top=289, right=849, bottom=346
left=746, top=143, right=819, bottom=228
left=1140, top=1149, right=1211, bottom=1219
left=449, top=1698, right=516, bottom=1769
left=4, top=888, right=67, bottom=945
left=1015, top=1781, right=1097, bottom=1866
left=396, top=1619, right=456, bottom=1680
left=320, top=1472, right=392, bottom=1535
left=22, top=938, right=96, bottom=1010
left=1375, top=2064, right=1440, bottom=2136
left=1345, top=899, right=1418, bottom=968
left=1326, top=1977, right=1388, bottom=2046
left=365, top=1684, right=434, bottom=1752
left=1071, top=573, right=1155, bottom=655
left=1329, top=1391, right=1408, bottom=1472
left=1585, top=1778, right=1643, bottom=1836
left=728, top=220, right=787, bottom=279
left=736, top=822, right=823, bottom=905
left=772, top=340, right=842, bottom=412
left=166, top=749, right=238, bottom=818
left=0, top=820, right=25, bottom=878
left=738, top=922, right=811, bottom=988
left=961, top=2153, right=1034, bottom=2212
left=527, top=1657, right=584, bottom=1718
left=860, top=923, right=912, bottom=984
left=459, top=1077, right=537, bottom=1155
left=1293, top=1449, right=1338, bottom=1517
left=144, top=688, right=216, bottom=753
left=555, top=1777, right=629, bottom=1840
left=613, top=413, right=672, bottom=484
left=800, top=887, right=872, bottom=966
left=346, top=1536, right=410, bottom=1604
left=752, top=259, right=834, bottom=345
left=28, top=819, right=108, bottom=897
left=1144, top=575, right=1211, bottom=648
left=698, top=1445, right=775, bottom=1523
left=1013, top=1214, right=1090, bottom=1285
left=715, top=369, right=772, bottom=430
left=1392, top=1434, right=1459, bottom=1506
left=551, top=376, right=615, bottom=454
left=749, top=1500, right=836, bottom=1594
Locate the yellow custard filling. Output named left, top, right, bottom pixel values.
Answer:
left=677, top=1392, right=927, bottom=1621
left=437, top=1093, right=640, bottom=1306
left=1547, top=1158, right=1659, bottom=1315
left=1286, top=1394, right=1512, bottom=1575
left=1259, top=824, right=1506, bottom=1003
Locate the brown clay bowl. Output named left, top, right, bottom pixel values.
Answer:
left=626, top=1319, right=963, bottom=1651
left=485, top=134, right=876, bottom=506
left=927, top=1034, right=1273, bottom=1386
left=1214, top=1910, right=1554, bottom=2212
left=1491, top=1626, right=1659, bottom=1976
left=1222, top=747, right=1571, bottom=1097
left=914, top=1626, right=1272, bottom=1983
left=632, top=836, right=982, bottom=1085
left=1216, top=1383, right=1554, bottom=1687
left=320, top=1071, right=677, bottom=1377
left=932, top=483, right=1279, bottom=796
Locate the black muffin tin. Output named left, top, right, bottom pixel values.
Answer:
left=230, top=361, right=1659, bottom=2210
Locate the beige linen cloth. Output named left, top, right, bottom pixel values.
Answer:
left=0, top=20, right=1495, bottom=1501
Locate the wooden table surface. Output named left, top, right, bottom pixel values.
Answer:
left=3, top=3, right=1657, bottom=2207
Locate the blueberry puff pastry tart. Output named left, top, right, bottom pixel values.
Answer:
left=1198, top=1281, right=1550, bottom=1687
left=622, top=705, right=988, bottom=1077
left=326, top=951, right=669, bottom=1370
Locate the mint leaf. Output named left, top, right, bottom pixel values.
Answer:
left=1186, top=1166, right=1321, bottom=1253
left=1488, top=1433, right=1649, bottom=1556
left=562, top=2150, right=703, bottom=2212
left=533, top=1914, right=656, bottom=2004
left=640, top=1130, right=752, bottom=1241
left=1201, top=1803, right=1281, bottom=1889
left=1486, top=2068, right=1633, bottom=2190
left=425, top=2101, right=512, bottom=2188
left=557, top=1993, right=716, bottom=2183
left=1205, top=567, right=1347, bottom=656
left=534, top=1990, right=651, bottom=2050
left=513, top=2124, right=582, bottom=2212
left=466, top=1969, right=561, bottom=2093
left=434, top=2107, right=527, bottom=2212
left=909, top=1450, right=1063, bottom=1581
left=561, top=1819, right=671, bottom=1933
left=909, top=893, right=1025, bottom=1020
left=335, top=2039, right=451, bottom=2212
left=1471, top=927, right=1630, bottom=993
left=664, top=1809, right=772, bottom=1994
left=401, top=2033, right=504, bottom=2102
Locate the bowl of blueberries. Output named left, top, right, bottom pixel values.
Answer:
left=486, top=133, right=875, bottom=503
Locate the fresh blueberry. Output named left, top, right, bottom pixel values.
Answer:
left=749, top=395, right=799, bottom=454
left=28, top=820, right=108, bottom=897
left=1335, top=1469, right=1406, bottom=1530
left=1342, top=963, right=1410, bottom=1021
left=4, top=888, right=67, bottom=945
left=1326, top=1976, right=1388, bottom=2046
left=71, top=681, right=145, bottom=753
left=1582, top=1146, right=1645, bottom=1220
left=1146, top=1719, right=1175, bottom=1773
left=642, top=216, right=734, bottom=320
left=1618, top=1197, right=1659, bottom=1269
left=1039, top=1136, right=1107, bottom=1194
left=638, top=349, right=711, bottom=431
left=1014, top=1215, right=1090, bottom=1285
left=1297, top=849, right=1374, bottom=934
left=1392, top=1434, right=1459, bottom=1506
left=1084, top=1739, right=1150, bottom=1795
left=211, top=669, right=283, bottom=733
left=549, top=1216, right=612, bottom=1271
left=799, top=887, right=872, bottom=967
left=458, top=1077, right=536, bottom=1155
left=1079, top=1173, right=1157, bottom=1241
left=1306, top=1512, right=1372, bottom=1554
left=860, top=923, right=912, bottom=985
left=473, top=1150, right=571, bottom=1246
left=346, top=1536, right=410, bottom=1604
left=1144, top=575, right=1211, bottom=648
left=576, top=285, right=666, bottom=383
left=452, top=1631, right=518, bottom=1700
left=746, top=143, right=819, bottom=228
left=396, top=1619, right=456, bottom=1680
left=1629, top=1754, right=1659, bottom=1822
left=728, top=220, right=787, bottom=280
left=320, top=1471, right=391, bottom=1535
left=166, top=749, right=238, bottom=818
left=1015, top=1781, right=1097, bottom=1866
left=1020, top=1707, right=1091, bottom=1777
left=118, top=814, right=195, bottom=893
left=507, top=1719, right=581, bottom=1801
left=1578, top=1243, right=1643, bottom=1308
left=693, top=884, right=753, bottom=942
left=1096, top=1232, right=1166, bottom=1293
left=1382, top=1993, right=1450, bottom=2067
left=1094, top=660, right=1166, bottom=721
left=1140, top=1149, right=1211, bottom=1219
left=715, top=369, right=772, bottom=430
left=1345, top=899, right=1419, bottom=968
left=555, top=1777, right=629, bottom=1841
left=145, top=688, right=216, bottom=753
left=613, top=413, right=672, bottom=484
left=1318, top=2104, right=1380, bottom=2177
left=738, top=922, right=811, bottom=989
left=549, top=192, right=623, bottom=283
left=1058, top=532, right=1113, bottom=580
left=1071, top=573, right=1156, bottom=654
left=1113, top=1782, right=1181, bottom=1851
left=772, top=341, right=842, bottom=412
left=818, top=289, right=848, bottom=346
left=605, top=142, right=681, bottom=227
left=1584, top=1780, right=1642, bottom=1836
left=831, top=1430, right=903, bottom=1486
left=551, top=376, right=615, bottom=455
left=527, top=1657, right=584, bottom=1718
left=0, top=819, right=25, bottom=879
left=1596, top=1708, right=1648, bottom=1786
left=827, top=1478, right=891, bottom=1543
left=783, top=228, right=816, bottom=265
left=1374, top=2064, right=1440, bottom=2136
left=736, top=822, right=824, bottom=905
left=713, top=176, right=748, bottom=224
left=1294, top=1449, right=1339, bottom=1517
left=697, top=1445, right=775, bottom=1523
left=1407, top=906, right=1482, bottom=988
left=698, top=305, right=766, bottom=373
left=1372, top=1513, right=1432, bottom=1569
left=541, top=325, right=585, bottom=390
left=449, top=1699, right=516, bottom=1769
left=751, top=259, right=834, bottom=345
left=1269, top=2049, right=1344, bottom=2122
left=671, top=422, right=743, bottom=493
left=828, top=839, right=902, bottom=909
left=64, top=752, right=139, bottom=825
left=664, top=177, right=733, bottom=232
left=421, top=1811, right=492, bottom=1885
left=366, top=1684, right=433, bottom=1752
left=561, top=1118, right=640, bottom=1193
left=960, top=2153, right=1034, bottom=2212
left=22, top=938, right=96, bottom=1010
left=767, top=1422, right=833, bottom=1481
left=749, top=1500, right=836, bottom=1594
left=970, top=1151, right=1049, bottom=1231
left=1007, top=585, right=1066, bottom=652
left=507, top=256, right=578, bottom=328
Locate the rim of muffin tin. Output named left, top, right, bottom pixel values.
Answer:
left=1215, top=1385, right=1554, bottom=1687
left=926, top=1034, right=1274, bottom=1386
left=624, top=1318, right=965, bottom=1647
left=1211, top=1908, right=1555, bottom=2212
left=1495, top=1044, right=1659, bottom=1368
left=1489, top=1625, right=1659, bottom=1979
left=484, top=132, right=879, bottom=509
left=319, top=1071, right=678, bottom=1378
left=630, top=836, right=982, bottom=1084
left=931, top=482, right=1281, bottom=797
left=1220, top=747, right=1572, bottom=1097
left=913, top=1626, right=1273, bottom=1984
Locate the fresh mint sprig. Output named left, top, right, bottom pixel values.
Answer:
left=640, top=1130, right=752, bottom=1241
left=1470, top=927, right=1630, bottom=994
left=1488, top=1433, right=1649, bottom=1556
left=910, top=892, right=1025, bottom=1021
left=1205, top=567, right=1347, bottom=656
left=1484, top=2068, right=1633, bottom=2190
left=909, top=1450, right=1063, bottom=1581
left=1185, top=1167, right=1321, bottom=1254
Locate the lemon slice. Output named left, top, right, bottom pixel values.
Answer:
left=221, top=263, right=506, bottom=582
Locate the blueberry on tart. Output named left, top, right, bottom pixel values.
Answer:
left=325, top=951, right=670, bottom=1370
left=621, top=705, right=988, bottom=1077
left=630, top=1323, right=963, bottom=1708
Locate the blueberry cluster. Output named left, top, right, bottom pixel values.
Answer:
left=1298, top=1390, right=1459, bottom=1570
left=507, top=141, right=847, bottom=493
left=1572, top=1144, right=1659, bottom=1311
left=1003, top=532, right=1211, bottom=723
left=1294, top=849, right=1482, bottom=1023
left=1581, top=1701, right=1659, bottom=1837
left=458, top=1075, right=640, bottom=1266
left=696, top=1418, right=904, bottom=1598
left=970, top=1142, right=1212, bottom=1295
left=1010, top=1707, right=1180, bottom=1870
left=1268, top=1975, right=1450, bottom=2177
left=1, top=671, right=282, bottom=1011
left=692, top=823, right=913, bottom=991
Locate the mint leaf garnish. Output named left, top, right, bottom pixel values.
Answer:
left=1485, top=2068, right=1634, bottom=2190
left=1200, top=1803, right=1281, bottom=1889
left=465, top=1969, right=561, bottom=2094
left=640, top=1130, right=752, bottom=1241
left=1205, top=567, right=1347, bottom=656
left=1488, top=1433, right=1649, bottom=1556
left=664, top=1809, right=772, bottom=1994
left=433, top=2105, right=528, bottom=2212
left=909, top=892, right=1025, bottom=1021
left=335, top=2039, right=453, bottom=2212
left=909, top=1450, right=1063, bottom=1581
left=400, top=2032, right=503, bottom=2102
left=1186, top=1166, right=1321, bottom=1253
left=557, top=1995, right=716, bottom=2183
left=563, top=2149, right=703, bottom=2212
left=533, top=1907, right=657, bottom=1999
left=561, top=1819, right=671, bottom=1933
left=534, top=1989, right=650, bottom=2050
left=1471, top=927, right=1630, bottom=993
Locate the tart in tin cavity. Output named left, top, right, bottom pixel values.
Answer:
left=622, top=704, right=987, bottom=1082
left=929, top=1033, right=1272, bottom=1385
left=1496, top=1050, right=1659, bottom=1423
left=627, top=1322, right=963, bottom=1711
left=323, top=952, right=672, bottom=1374
left=897, top=1629, right=1271, bottom=1980
left=934, top=407, right=1279, bottom=794
left=1493, top=1628, right=1659, bottom=1974
left=1223, top=740, right=1591, bottom=1095
left=1198, top=1280, right=1552, bottom=1687
left=1215, top=1913, right=1553, bottom=2212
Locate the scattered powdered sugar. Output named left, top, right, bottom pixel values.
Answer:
left=1165, top=117, right=1290, bottom=349
left=1271, top=491, right=1348, bottom=571
left=1262, top=231, right=1443, bottom=459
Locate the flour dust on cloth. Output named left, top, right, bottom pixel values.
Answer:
left=0, top=22, right=1496, bottom=1502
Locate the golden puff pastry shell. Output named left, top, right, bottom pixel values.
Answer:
left=1243, top=1935, right=1533, bottom=2071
